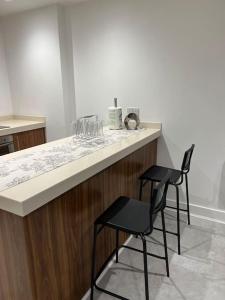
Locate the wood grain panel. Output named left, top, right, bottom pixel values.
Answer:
left=0, top=139, right=157, bottom=300
left=13, top=128, right=46, bottom=151
left=0, top=210, right=35, bottom=299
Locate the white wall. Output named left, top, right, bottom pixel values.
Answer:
left=0, top=27, right=12, bottom=116
left=58, top=6, right=77, bottom=136
left=1, top=5, right=67, bottom=141
left=68, top=0, right=225, bottom=214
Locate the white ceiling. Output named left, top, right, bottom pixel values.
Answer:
left=0, top=0, right=86, bottom=16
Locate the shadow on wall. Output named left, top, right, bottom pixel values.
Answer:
left=218, top=161, right=225, bottom=210
left=157, top=135, right=175, bottom=168
left=158, top=135, right=223, bottom=210
left=157, top=134, right=187, bottom=202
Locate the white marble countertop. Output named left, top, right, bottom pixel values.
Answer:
left=0, top=115, right=46, bottom=137
left=0, top=122, right=161, bottom=217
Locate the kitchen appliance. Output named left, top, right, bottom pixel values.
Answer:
left=0, top=135, right=14, bottom=156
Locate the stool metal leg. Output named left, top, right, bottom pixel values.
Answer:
left=175, top=185, right=181, bottom=255
left=141, top=235, right=149, bottom=300
left=161, top=210, right=169, bottom=277
left=139, top=180, right=154, bottom=202
left=116, top=229, right=119, bottom=263
left=185, top=173, right=191, bottom=225
left=139, top=179, right=143, bottom=201
left=90, top=224, right=98, bottom=300
left=150, top=181, right=154, bottom=200
left=136, top=181, right=144, bottom=239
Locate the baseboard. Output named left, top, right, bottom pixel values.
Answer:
left=167, top=198, right=225, bottom=225
left=81, top=235, right=133, bottom=300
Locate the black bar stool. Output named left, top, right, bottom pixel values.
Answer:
left=139, top=144, right=195, bottom=255
left=90, top=173, right=170, bottom=300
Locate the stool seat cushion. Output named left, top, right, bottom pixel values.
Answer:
left=140, top=165, right=181, bottom=185
left=96, top=196, right=156, bottom=235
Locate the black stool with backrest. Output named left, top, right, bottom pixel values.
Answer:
left=139, top=144, right=195, bottom=255
left=90, top=173, right=170, bottom=300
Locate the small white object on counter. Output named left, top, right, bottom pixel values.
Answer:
left=127, top=119, right=137, bottom=130
left=108, top=98, right=123, bottom=130
left=108, top=107, right=122, bottom=129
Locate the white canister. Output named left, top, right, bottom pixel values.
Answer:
left=108, top=106, right=123, bottom=130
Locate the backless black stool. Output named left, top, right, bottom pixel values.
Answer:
left=90, top=173, right=170, bottom=300
left=139, top=144, right=195, bottom=255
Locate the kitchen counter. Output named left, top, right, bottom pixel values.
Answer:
left=0, top=122, right=161, bottom=216
left=0, top=121, right=161, bottom=300
left=0, top=115, right=46, bottom=137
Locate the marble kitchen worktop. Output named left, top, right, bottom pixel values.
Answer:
left=0, top=122, right=161, bottom=217
left=0, top=115, right=46, bottom=136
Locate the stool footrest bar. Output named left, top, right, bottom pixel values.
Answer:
left=166, top=205, right=177, bottom=210
left=179, top=208, right=188, bottom=212
left=153, top=227, right=178, bottom=236
left=166, top=205, right=188, bottom=212
left=95, top=284, right=129, bottom=300
left=121, top=245, right=166, bottom=260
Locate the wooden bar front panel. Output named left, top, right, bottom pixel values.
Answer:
left=0, top=139, right=157, bottom=300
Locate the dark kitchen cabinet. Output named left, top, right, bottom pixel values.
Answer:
left=13, top=128, right=46, bottom=151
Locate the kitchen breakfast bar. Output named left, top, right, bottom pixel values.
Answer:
left=0, top=123, right=161, bottom=300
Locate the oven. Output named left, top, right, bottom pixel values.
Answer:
left=0, top=135, right=14, bottom=156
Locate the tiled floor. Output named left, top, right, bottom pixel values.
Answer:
left=91, top=211, right=225, bottom=300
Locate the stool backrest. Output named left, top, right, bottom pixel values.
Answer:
left=149, top=172, right=170, bottom=231
left=181, top=144, right=195, bottom=174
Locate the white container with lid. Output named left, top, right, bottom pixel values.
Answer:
left=108, top=98, right=122, bottom=130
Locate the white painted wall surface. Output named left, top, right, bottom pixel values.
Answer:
left=1, top=6, right=66, bottom=141
left=0, top=27, right=12, bottom=116
left=68, top=0, right=225, bottom=214
left=58, top=6, right=77, bottom=136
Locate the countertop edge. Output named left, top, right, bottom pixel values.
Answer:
left=0, top=122, right=46, bottom=137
